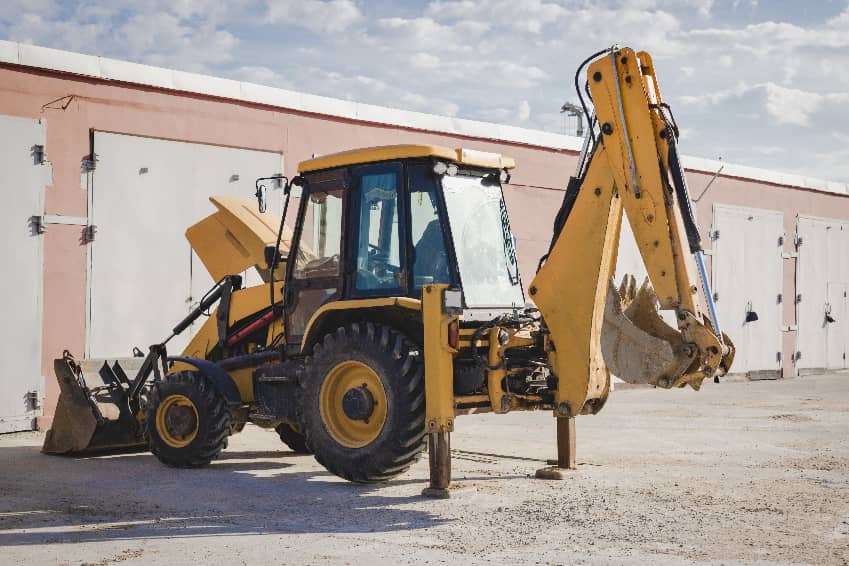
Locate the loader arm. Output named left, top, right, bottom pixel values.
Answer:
left=530, top=47, right=734, bottom=418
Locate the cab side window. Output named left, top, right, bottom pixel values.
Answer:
left=286, top=180, right=345, bottom=343
left=354, top=169, right=403, bottom=293
left=293, top=188, right=344, bottom=279
left=409, top=164, right=450, bottom=291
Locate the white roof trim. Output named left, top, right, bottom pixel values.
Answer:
left=1, top=40, right=846, bottom=197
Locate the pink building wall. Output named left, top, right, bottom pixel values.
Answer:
left=1, top=59, right=847, bottom=429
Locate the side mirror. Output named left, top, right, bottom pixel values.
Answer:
left=255, top=183, right=267, bottom=213
left=254, top=174, right=289, bottom=213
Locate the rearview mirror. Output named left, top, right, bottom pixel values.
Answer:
left=255, top=183, right=267, bottom=213
left=254, top=174, right=289, bottom=213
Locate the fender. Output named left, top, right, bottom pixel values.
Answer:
left=300, top=297, right=422, bottom=352
left=167, top=356, right=242, bottom=406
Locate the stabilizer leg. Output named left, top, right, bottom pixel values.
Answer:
left=421, top=431, right=451, bottom=498
left=536, top=416, right=576, bottom=479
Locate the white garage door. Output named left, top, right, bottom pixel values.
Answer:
left=711, top=205, right=784, bottom=377
left=796, top=215, right=849, bottom=371
left=0, top=116, right=49, bottom=432
left=87, top=133, right=283, bottom=358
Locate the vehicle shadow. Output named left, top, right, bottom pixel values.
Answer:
left=0, top=445, right=521, bottom=545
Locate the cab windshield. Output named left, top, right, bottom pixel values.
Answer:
left=441, top=174, right=523, bottom=309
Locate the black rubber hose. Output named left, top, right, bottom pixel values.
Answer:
left=217, top=350, right=282, bottom=371
left=575, top=47, right=612, bottom=137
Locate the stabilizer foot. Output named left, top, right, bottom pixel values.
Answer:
left=535, top=466, right=568, bottom=480
left=421, top=487, right=451, bottom=499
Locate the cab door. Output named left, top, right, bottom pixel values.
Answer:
left=347, top=163, right=408, bottom=298
left=284, top=169, right=347, bottom=345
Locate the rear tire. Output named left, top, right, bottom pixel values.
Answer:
left=299, top=323, right=426, bottom=483
left=275, top=422, right=311, bottom=454
left=145, top=371, right=231, bottom=468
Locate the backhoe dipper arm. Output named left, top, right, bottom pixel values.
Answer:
left=530, top=47, right=735, bottom=418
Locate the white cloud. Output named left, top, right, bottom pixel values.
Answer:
left=410, top=53, right=440, bottom=70
left=235, top=65, right=293, bottom=88
left=426, top=0, right=565, bottom=33
left=763, top=83, right=820, bottom=126
left=400, top=92, right=459, bottom=116
left=679, top=81, right=752, bottom=110
left=0, top=0, right=248, bottom=71
left=0, top=0, right=57, bottom=20
left=265, top=0, right=362, bottom=33
left=682, top=81, right=849, bottom=128
left=375, top=16, right=488, bottom=50
left=118, top=12, right=239, bottom=69
left=516, top=100, right=530, bottom=122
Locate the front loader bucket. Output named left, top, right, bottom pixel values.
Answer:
left=601, top=276, right=699, bottom=389
left=42, top=356, right=146, bottom=455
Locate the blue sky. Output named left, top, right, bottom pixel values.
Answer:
left=2, top=0, right=848, bottom=181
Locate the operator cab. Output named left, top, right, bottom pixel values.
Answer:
left=284, top=145, right=522, bottom=345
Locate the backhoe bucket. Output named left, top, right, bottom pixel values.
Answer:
left=42, top=355, right=146, bottom=455
left=601, top=276, right=699, bottom=389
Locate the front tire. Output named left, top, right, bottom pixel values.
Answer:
left=300, top=323, right=425, bottom=483
left=145, top=371, right=231, bottom=468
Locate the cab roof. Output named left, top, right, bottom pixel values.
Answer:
left=298, top=144, right=516, bottom=173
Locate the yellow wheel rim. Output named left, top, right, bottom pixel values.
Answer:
left=156, top=394, right=199, bottom=448
left=319, top=360, right=387, bottom=448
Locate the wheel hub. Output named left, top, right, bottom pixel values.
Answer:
left=319, top=360, right=388, bottom=448
left=156, top=394, right=199, bottom=448
left=165, top=404, right=197, bottom=437
left=341, top=386, right=375, bottom=421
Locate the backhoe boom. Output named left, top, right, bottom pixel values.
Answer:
left=531, top=47, right=735, bottom=417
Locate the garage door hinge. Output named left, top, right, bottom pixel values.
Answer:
left=84, top=225, right=98, bottom=242
left=82, top=153, right=98, bottom=172
left=776, top=352, right=781, bottom=363
left=795, top=351, right=802, bottom=360
left=796, top=293, right=802, bottom=304
left=713, top=291, right=719, bottom=302
left=31, top=144, right=47, bottom=165
left=710, top=229, right=720, bottom=240
left=794, top=236, right=803, bottom=248
left=777, top=293, right=782, bottom=304
left=778, top=235, right=784, bottom=246
left=30, top=215, right=46, bottom=234
left=25, top=390, right=40, bottom=411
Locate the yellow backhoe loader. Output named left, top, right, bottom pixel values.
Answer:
left=43, top=46, right=734, bottom=496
